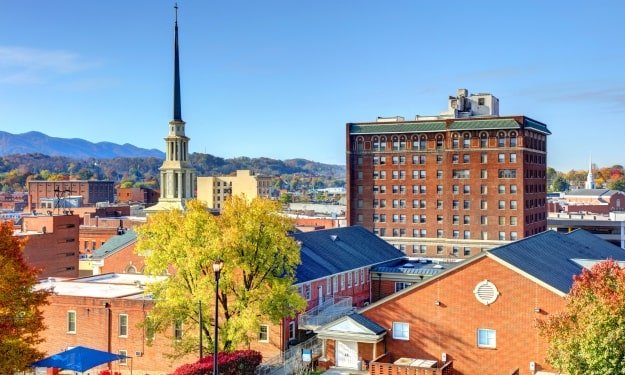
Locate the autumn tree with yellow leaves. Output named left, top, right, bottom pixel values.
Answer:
left=136, top=197, right=306, bottom=357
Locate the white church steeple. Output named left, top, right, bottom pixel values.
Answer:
left=146, top=4, right=196, bottom=213
left=585, top=155, right=595, bottom=189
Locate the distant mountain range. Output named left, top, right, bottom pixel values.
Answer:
left=0, top=131, right=165, bottom=159
left=0, top=131, right=345, bottom=179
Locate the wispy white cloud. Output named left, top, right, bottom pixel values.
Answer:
left=515, top=84, right=625, bottom=112
left=0, top=46, right=98, bottom=84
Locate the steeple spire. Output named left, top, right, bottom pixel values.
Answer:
left=585, top=154, right=595, bottom=189
left=173, top=3, right=182, bottom=121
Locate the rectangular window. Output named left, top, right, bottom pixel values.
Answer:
left=437, top=185, right=443, bottom=194
left=511, top=232, right=518, bottom=240
left=510, top=184, right=517, bottom=193
left=477, top=328, right=496, bottom=348
left=327, top=277, right=331, bottom=295
left=510, top=200, right=518, bottom=209
left=174, top=320, right=183, bottom=340
left=333, top=276, right=338, bottom=294
left=480, top=185, right=487, bottom=194
left=392, top=322, right=409, bottom=340
left=499, top=231, right=506, bottom=241
left=498, top=169, right=517, bottom=178
left=452, top=170, right=470, bottom=179
left=480, top=200, right=488, bottom=209
left=437, top=229, right=443, bottom=238
left=436, top=155, right=443, bottom=164
left=289, top=321, right=296, bottom=339
left=452, top=154, right=459, bottom=164
left=464, top=230, right=471, bottom=239
left=119, top=314, right=128, bottom=337
left=481, top=170, right=488, bottom=179
left=463, top=154, right=470, bottom=163
left=341, top=274, right=345, bottom=290
left=119, top=350, right=128, bottom=365
left=464, top=247, right=471, bottom=256
left=480, top=216, right=488, bottom=225
left=395, top=282, right=412, bottom=292
left=498, top=200, right=505, bottom=209
left=510, top=216, right=518, bottom=226
left=498, top=184, right=505, bottom=194
left=498, top=153, right=505, bottom=163
left=510, top=153, right=517, bottom=163
left=259, top=324, right=269, bottom=342
left=463, top=185, right=470, bottom=194
left=436, top=245, right=444, bottom=254
left=304, top=284, right=311, bottom=300
left=437, top=170, right=443, bottom=179
left=499, top=216, right=506, bottom=225
left=463, top=200, right=470, bottom=209
left=464, top=215, right=470, bottom=224
left=360, top=269, right=364, bottom=284
left=67, top=311, right=76, bottom=334
left=453, top=200, right=459, bottom=210
left=347, top=272, right=353, bottom=288
left=480, top=153, right=487, bottom=163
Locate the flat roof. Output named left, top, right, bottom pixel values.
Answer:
left=35, top=273, right=167, bottom=299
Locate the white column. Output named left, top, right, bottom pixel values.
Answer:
left=178, top=172, right=183, bottom=199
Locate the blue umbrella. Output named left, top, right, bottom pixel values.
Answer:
left=31, top=346, right=128, bottom=372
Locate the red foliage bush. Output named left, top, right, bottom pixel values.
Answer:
left=171, top=350, right=262, bottom=375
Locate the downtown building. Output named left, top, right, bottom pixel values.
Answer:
left=346, top=89, right=551, bottom=258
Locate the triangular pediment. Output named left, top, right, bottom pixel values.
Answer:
left=316, top=314, right=386, bottom=343
left=327, top=319, right=371, bottom=334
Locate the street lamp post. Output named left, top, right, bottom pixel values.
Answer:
left=199, top=300, right=203, bottom=359
left=213, top=258, right=224, bottom=375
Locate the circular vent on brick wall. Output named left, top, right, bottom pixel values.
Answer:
left=473, top=280, right=500, bottom=305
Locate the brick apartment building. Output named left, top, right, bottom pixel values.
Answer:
left=314, top=229, right=625, bottom=374
left=28, top=180, right=115, bottom=211
left=16, top=213, right=80, bottom=278
left=346, top=89, right=550, bottom=257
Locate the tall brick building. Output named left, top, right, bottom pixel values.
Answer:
left=346, top=89, right=550, bottom=257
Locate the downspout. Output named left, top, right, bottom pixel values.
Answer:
left=105, top=302, right=112, bottom=368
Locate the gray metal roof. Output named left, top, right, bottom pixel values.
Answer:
left=372, top=259, right=457, bottom=276
left=565, top=189, right=622, bottom=197
left=91, top=230, right=137, bottom=259
left=293, top=226, right=405, bottom=284
left=348, top=313, right=387, bottom=335
left=489, top=229, right=625, bottom=294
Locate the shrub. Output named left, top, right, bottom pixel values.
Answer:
left=171, top=350, right=262, bottom=375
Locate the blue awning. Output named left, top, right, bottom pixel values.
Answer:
left=31, top=346, right=128, bottom=372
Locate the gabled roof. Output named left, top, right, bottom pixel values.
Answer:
left=292, top=226, right=405, bottom=284
left=565, top=189, right=623, bottom=197
left=91, top=230, right=137, bottom=259
left=315, top=313, right=387, bottom=342
left=488, top=230, right=625, bottom=295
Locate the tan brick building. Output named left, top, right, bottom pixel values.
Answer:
left=346, top=90, right=550, bottom=258
left=197, top=170, right=272, bottom=211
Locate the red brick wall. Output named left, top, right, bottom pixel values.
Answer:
left=99, top=243, right=146, bottom=274
left=39, top=295, right=196, bottom=374
left=361, top=256, right=564, bottom=375
left=20, top=214, right=80, bottom=278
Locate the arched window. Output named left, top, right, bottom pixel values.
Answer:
left=497, top=132, right=506, bottom=147
left=436, top=134, right=444, bottom=150
left=463, top=132, right=471, bottom=148
left=372, top=136, right=380, bottom=151
left=509, top=132, right=517, bottom=147
left=399, top=135, right=406, bottom=150
left=126, top=265, right=137, bottom=274
left=420, top=135, right=427, bottom=150
left=480, top=132, right=488, bottom=148
left=380, top=136, right=387, bottom=151
left=355, top=136, right=364, bottom=151
left=452, top=133, right=459, bottom=149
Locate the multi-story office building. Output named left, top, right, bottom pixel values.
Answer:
left=197, top=169, right=272, bottom=211
left=346, top=89, right=550, bottom=258
left=27, top=180, right=115, bottom=211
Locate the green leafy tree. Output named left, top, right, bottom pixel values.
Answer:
left=538, top=260, right=625, bottom=374
left=550, top=176, right=570, bottom=192
left=608, top=177, right=625, bottom=192
left=0, top=222, right=50, bottom=373
left=136, top=197, right=306, bottom=357
left=278, top=192, right=292, bottom=204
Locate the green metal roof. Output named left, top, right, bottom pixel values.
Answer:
left=523, top=117, right=552, bottom=135
left=91, top=230, right=137, bottom=259
left=349, top=117, right=551, bottom=135
left=448, top=118, right=520, bottom=131
left=349, top=122, right=446, bottom=134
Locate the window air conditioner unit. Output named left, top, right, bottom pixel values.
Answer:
left=135, top=351, right=143, bottom=357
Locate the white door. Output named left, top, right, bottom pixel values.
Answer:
left=318, top=286, right=323, bottom=307
left=336, top=340, right=358, bottom=368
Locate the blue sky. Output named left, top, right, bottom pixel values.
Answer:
left=1, top=1, right=624, bottom=171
